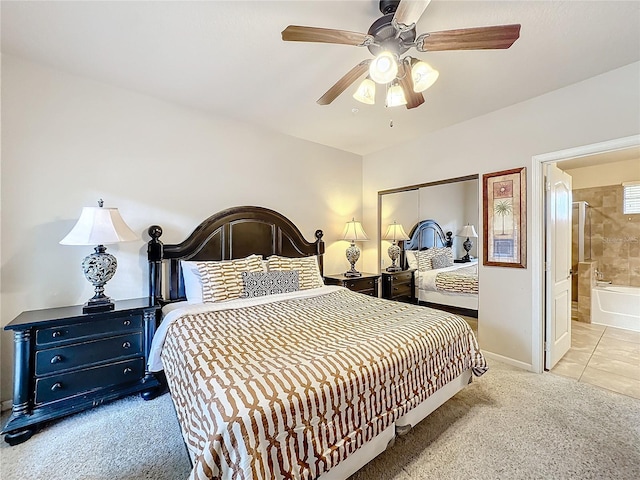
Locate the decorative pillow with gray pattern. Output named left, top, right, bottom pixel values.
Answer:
left=431, top=254, right=454, bottom=269
left=242, top=270, right=300, bottom=298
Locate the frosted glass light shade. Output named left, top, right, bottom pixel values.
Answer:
left=457, top=224, right=478, bottom=238
left=383, top=222, right=410, bottom=242
left=60, top=207, right=138, bottom=245
left=353, top=78, right=376, bottom=104
left=341, top=218, right=369, bottom=242
left=411, top=60, right=439, bottom=92
left=369, top=51, right=398, bottom=84
left=386, top=83, right=407, bottom=107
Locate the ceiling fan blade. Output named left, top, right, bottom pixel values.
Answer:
left=418, top=24, right=521, bottom=51
left=317, top=60, right=371, bottom=105
left=393, top=0, right=432, bottom=29
left=398, top=63, right=425, bottom=109
left=282, top=25, right=373, bottom=46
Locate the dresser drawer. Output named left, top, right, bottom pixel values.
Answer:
left=344, top=277, right=378, bottom=292
left=35, top=358, right=145, bottom=405
left=388, top=283, right=412, bottom=298
left=35, top=333, right=143, bottom=376
left=36, top=315, right=142, bottom=346
left=386, top=271, right=413, bottom=285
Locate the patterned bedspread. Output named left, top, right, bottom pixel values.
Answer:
left=160, top=288, right=487, bottom=479
left=435, top=265, right=478, bottom=294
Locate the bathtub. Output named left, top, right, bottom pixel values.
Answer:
left=591, top=284, right=640, bottom=332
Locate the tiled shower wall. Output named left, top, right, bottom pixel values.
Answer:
left=573, top=184, right=640, bottom=287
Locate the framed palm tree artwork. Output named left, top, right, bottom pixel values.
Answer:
left=483, top=167, right=527, bottom=268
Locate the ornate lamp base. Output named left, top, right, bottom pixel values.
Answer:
left=344, top=242, right=362, bottom=277
left=386, top=243, right=402, bottom=272
left=82, top=245, right=117, bottom=314
left=461, top=237, right=472, bottom=262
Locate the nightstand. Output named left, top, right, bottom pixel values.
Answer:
left=455, top=258, right=477, bottom=264
left=323, top=272, right=380, bottom=297
left=2, top=298, right=161, bottom=445
left=382, top=269, right=416, bottom=303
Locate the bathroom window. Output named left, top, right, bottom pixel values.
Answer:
left=623, top=182, right=640, bottom=214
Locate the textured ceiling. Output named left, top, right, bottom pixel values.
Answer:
left=2, top=1, right=639, bottom=156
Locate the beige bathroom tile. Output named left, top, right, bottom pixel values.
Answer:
left=594, top=336, right=640, bottom=363
left=572, top=320, right=605, bottom=333
left=580, top=366, right=640, bottom=399
left=602, top=326, right=640, bottom=345
left=588, top=352, right=640, bottom=381
left=551, top=358, right=586, bottom=380
left=563, top=348, right=592, bottom=365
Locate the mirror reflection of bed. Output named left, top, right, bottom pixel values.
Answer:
left=379, top=175, right=480, bottom=329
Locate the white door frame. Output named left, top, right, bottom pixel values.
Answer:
left=530, top=134, right=640, bottom=373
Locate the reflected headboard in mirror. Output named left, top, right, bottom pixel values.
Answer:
left=402, top=219, right=453, bottom=268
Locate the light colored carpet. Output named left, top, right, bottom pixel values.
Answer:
left=1, top=360, right=639, bottom=479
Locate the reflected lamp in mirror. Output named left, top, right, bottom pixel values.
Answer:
left=456, top=224, right=478, bottom=262
left=60, top=199, right=138, bottom=314
left=341, top=218, right=369, bottom=278
left=383, top=221, right=410, bottom=272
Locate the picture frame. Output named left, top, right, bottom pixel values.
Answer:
left=483, top=167, right=527, bottom=268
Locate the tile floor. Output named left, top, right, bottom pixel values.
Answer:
left=550, top=319, right=640, bottom=399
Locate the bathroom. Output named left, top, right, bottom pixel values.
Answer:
left=564, top=152, right=640, bottom=332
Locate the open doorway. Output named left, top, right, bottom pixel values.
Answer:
left=532, top=135, right=640, bottom=395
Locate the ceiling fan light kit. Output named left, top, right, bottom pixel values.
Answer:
left=353, top=77, right=376, bottom=104
left=282, top=0, right=520, bottom=110
left=386, top=81, right=407, bottom=107
left=369, top=50, right=399, bottom=84
left=410, top=59, right=439, bottom=93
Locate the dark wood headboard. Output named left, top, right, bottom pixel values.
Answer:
left=147, top=206, right=325, bottom=304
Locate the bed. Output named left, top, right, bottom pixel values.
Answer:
left=147, top=206, right=487, bottom=480
left=403, top=220, right=479, bottom=317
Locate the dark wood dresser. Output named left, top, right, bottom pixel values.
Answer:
left=2, top=298, right=161, bottom=445
left=323, top=272, right=380, bottom=297
left=381, top=269, right=416, bottom=303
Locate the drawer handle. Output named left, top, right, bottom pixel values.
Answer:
left=52, top=331, right=63, bottom=338
left=50, top=355, right=63, bottom=364
left=348, top=283, right=355, bottom=288
left=51, top=382, right=63, bottom=392
left=123, top=367, right=133, bottom=374
left=123, top=320, right=131, bottom=326
left=122, top=341, right=131, bottom=349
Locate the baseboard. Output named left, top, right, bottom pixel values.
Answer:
left=482, top=350, right=535, bottom=372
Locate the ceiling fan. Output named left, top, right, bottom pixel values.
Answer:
left=281, top=0, right=521, bottom=109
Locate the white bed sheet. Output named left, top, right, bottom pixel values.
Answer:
left=416, top=260, right=478, bottom=310
left=417, top=259, right=478, bottom=292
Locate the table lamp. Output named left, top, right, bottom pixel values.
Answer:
left=383, top=221, right=410, bottom=272
left=341, top=218, right=369, bottom=277
left=60, top=199, right=138, bottom=313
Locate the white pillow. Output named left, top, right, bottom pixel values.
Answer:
left=180, top=261, right=203, bottom=304
left=405, top=250, right=418, bottom=270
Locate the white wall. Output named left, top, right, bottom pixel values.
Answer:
left=418, top=179, right=479, bottom=259
left=0, top=56, right=363, bottom=403
left=565, top=157, right=640, bottom=189
left=362, top=62, right=640, bottom=370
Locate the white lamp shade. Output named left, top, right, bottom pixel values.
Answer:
left=386, top=83, right=407, bottom=107
left=60, top=207, right=138, bottom=245
left=383, top=222, right=410, bottom=241
left=411, top=60, right=439, bottom=93
left=457, top=224, right=478, bottom=238
left=342, top=219, right=369, bottom=242
left=369, top=51, right=398, bottom=84
left=353, top=78, right=376, bottom=104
